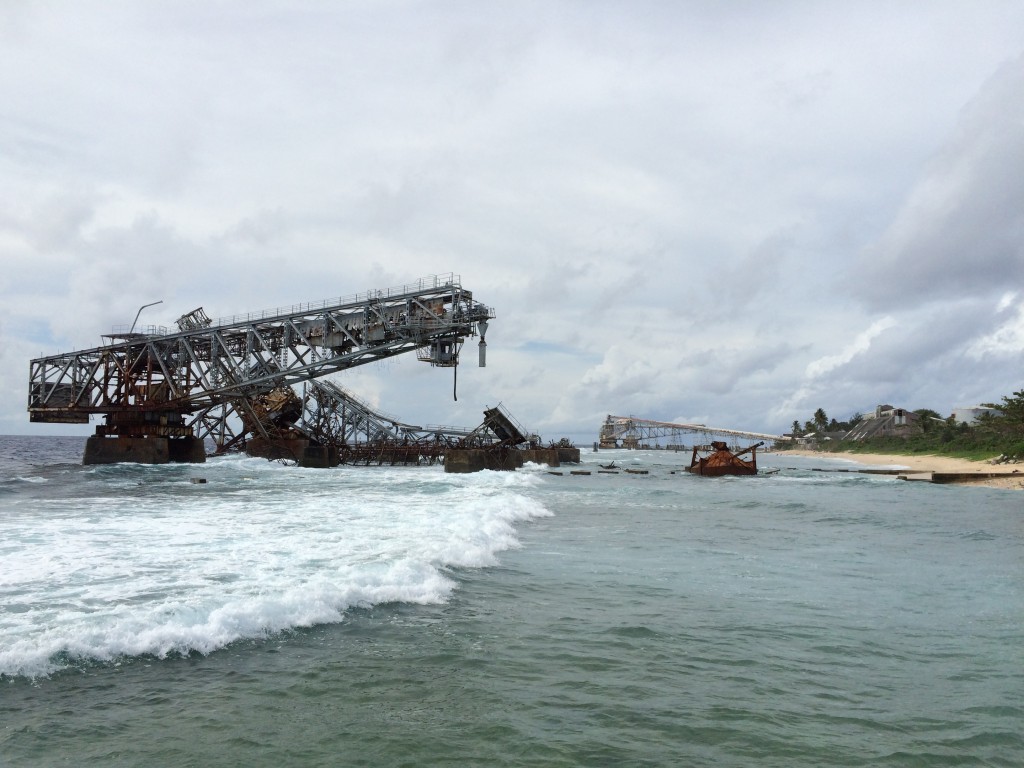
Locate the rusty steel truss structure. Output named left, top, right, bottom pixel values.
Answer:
left=29, top=274, right=494, bottom=462
left=299, top=379, right=481, bottom=450
left=291, top=380, right=510, bottom=465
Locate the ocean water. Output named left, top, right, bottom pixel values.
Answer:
left=0, top=436, right=1021, bottom=767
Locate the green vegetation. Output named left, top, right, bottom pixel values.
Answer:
left=789, top=409, right=863, bottom=436
left=784, top=389, right=1024, bottom=460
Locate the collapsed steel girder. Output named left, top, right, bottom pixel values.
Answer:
left=456, top=405, right=531, bottom=448
left=187, top=378, right=491, bottom=453
left=296, top=379, right=485, bottom=450
left=296, top=386, right=527, bottom=466
left=186, top=381, right=523, bottom=466
left=28, top=274, right=494, bottom=442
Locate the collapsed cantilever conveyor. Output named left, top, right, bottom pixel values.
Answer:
left=28, top=273, right=494, bottom=463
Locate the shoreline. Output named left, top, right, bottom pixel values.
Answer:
left=780, top=449, right=1024, bottom=490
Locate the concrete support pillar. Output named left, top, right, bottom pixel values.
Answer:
left=556, top=447, right=581, bottom=464
left=245, top=437, right=309, bottom=462
left=519, top=448, right=561, bottom=467
left=299, top=444, right=333, bottom=468
left=168, top=436, right=207, bottom=463
left=83, top=436, right=207, bottom=465
left=444, top=448, right=525, bottom=473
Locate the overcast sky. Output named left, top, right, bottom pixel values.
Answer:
left=3, top=1, right=1023, bottom=442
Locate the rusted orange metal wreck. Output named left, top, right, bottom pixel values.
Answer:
left=687, top=441, right=763, bottom=477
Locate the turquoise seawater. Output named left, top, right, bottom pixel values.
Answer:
left=1, top=437, right=1021, bottom=766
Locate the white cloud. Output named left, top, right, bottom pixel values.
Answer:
left=850, top=53, right=1024, bottom=309
left=805, top=318, right=897, bottom=379
left=968, top=295, right=1024, bottom=359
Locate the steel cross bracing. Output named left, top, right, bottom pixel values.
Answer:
left=296, top=379, right=489, bottom=449
left=28, top=274, right=493, bottom=438
left=183, top=378, right=502, bottom=463
left=599, top=415, right=783, bottom=447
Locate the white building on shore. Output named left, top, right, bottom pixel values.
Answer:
left=952, top=406, right=999, bottom=424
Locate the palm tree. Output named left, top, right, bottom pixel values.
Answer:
left=813, top=408, right=829, bottom=432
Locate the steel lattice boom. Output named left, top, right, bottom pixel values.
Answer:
left=28, top=274, right=493, bottom=462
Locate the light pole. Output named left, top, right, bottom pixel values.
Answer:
left=129, top=300, right=163, bottom=335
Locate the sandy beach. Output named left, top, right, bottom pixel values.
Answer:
left=782, top=449, right=1024, bottom=490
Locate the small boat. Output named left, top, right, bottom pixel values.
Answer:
left=686, top=441, right=763, bottom=477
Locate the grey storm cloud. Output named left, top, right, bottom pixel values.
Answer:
left=852, top=53, right=1024, bottom=309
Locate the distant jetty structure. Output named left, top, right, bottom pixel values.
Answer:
left=598, top=415, right=784, bottom=450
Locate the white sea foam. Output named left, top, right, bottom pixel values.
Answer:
left=0, top=461, right=551, bottom=678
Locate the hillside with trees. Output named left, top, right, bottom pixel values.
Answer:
left=785, top=389, right=1024, bottom=461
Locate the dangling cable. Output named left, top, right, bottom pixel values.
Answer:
left=453, top=360, right=458, bottom=401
